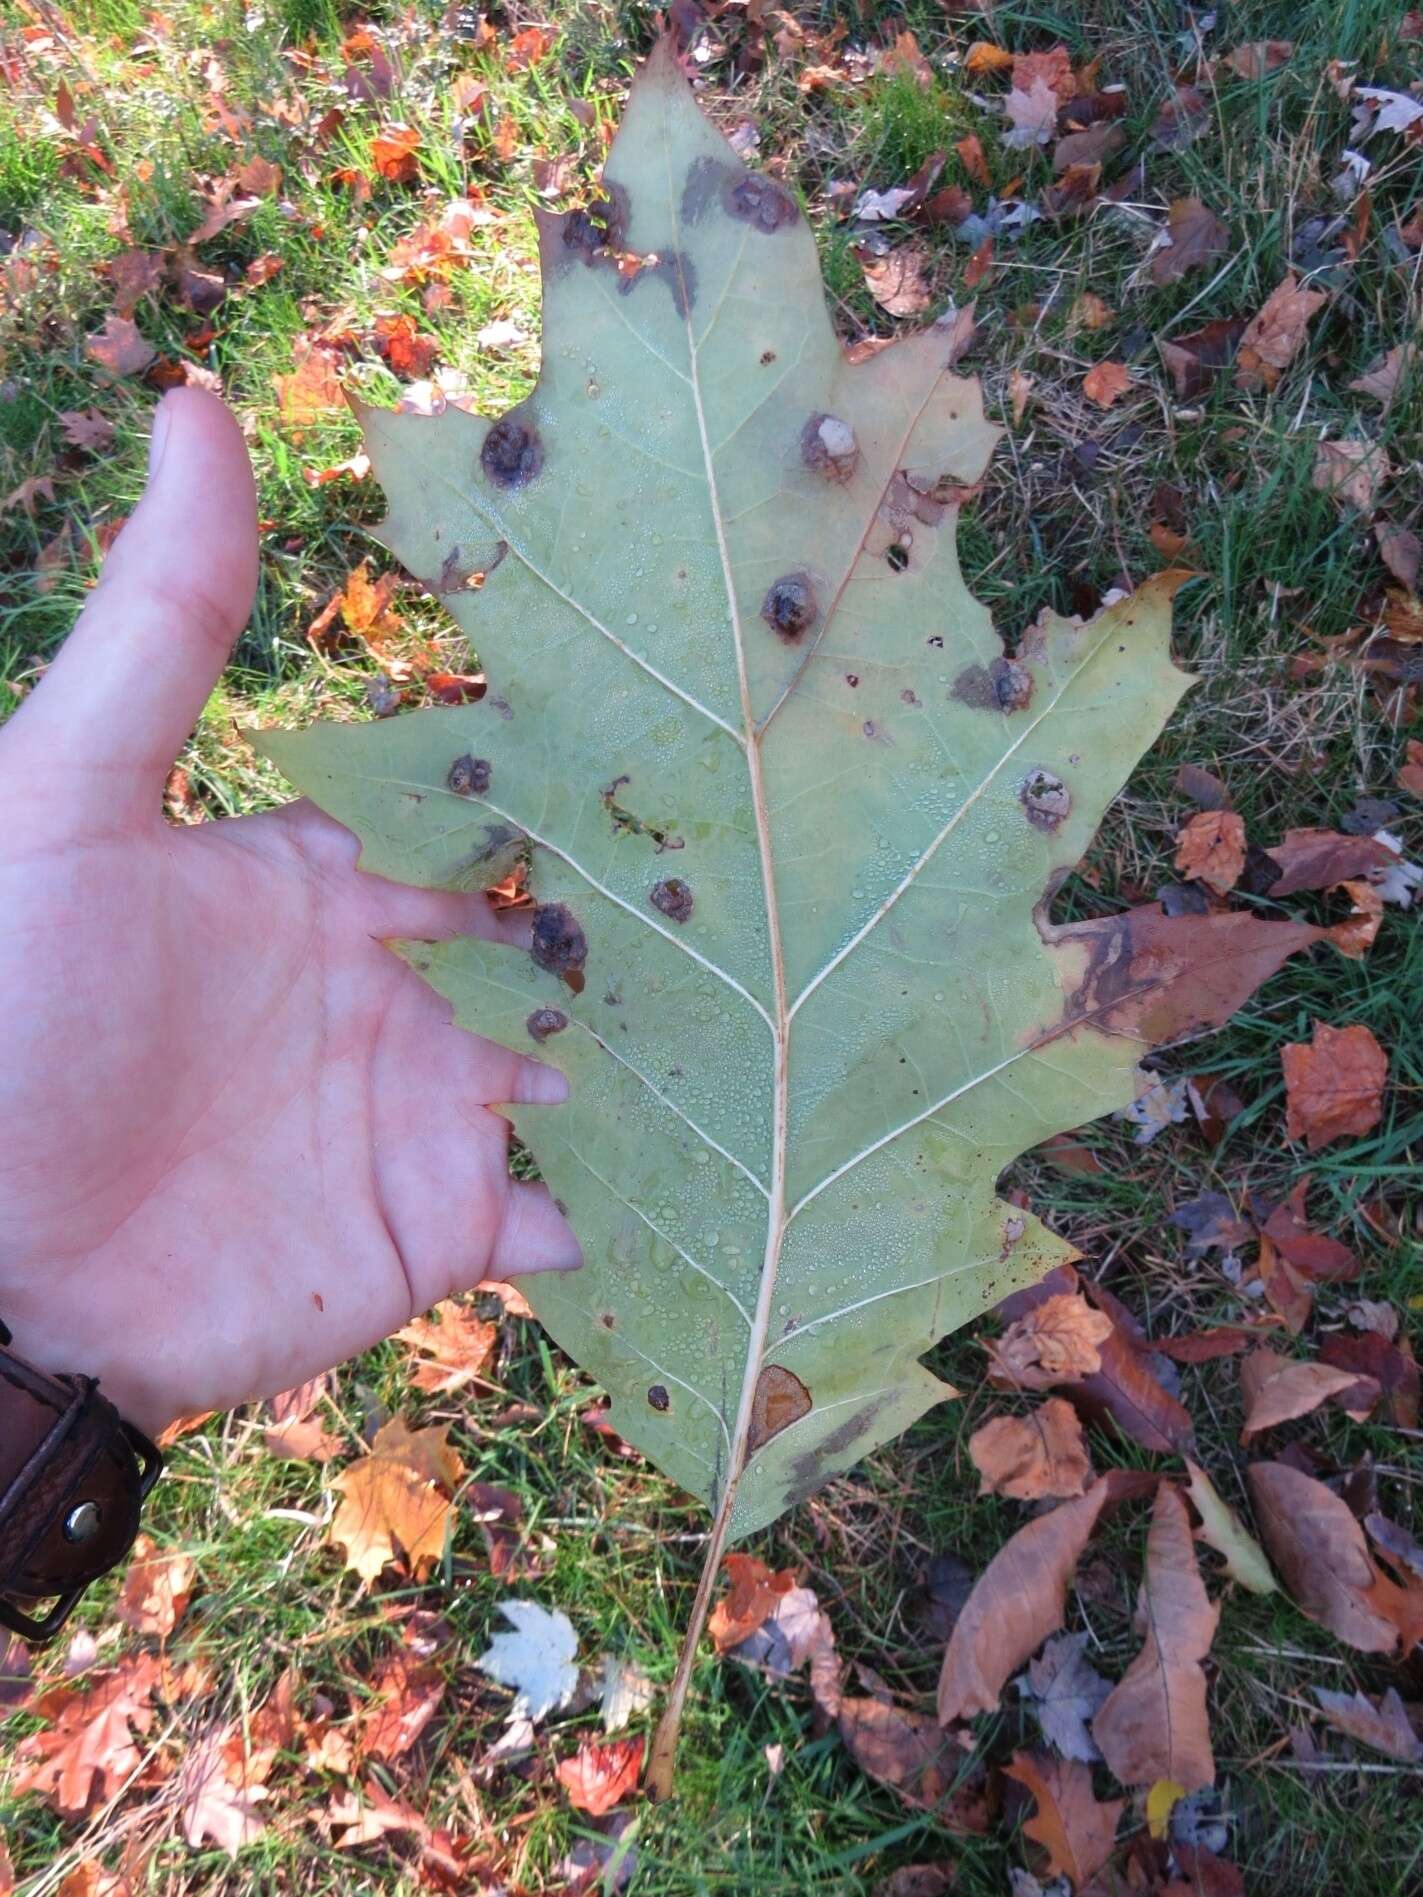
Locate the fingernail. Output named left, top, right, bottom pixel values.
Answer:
left=148, top=399, right=173, bottom=477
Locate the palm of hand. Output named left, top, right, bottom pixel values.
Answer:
left=0, top=393, right=574, bottom=1434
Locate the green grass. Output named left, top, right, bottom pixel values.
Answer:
left=3, top=1, right=1422, bottom=1892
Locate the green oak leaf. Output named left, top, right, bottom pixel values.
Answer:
left=263, top=47, right=1317, bottom=1560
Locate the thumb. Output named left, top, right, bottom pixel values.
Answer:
left=4, top=388, right=258, bottom=826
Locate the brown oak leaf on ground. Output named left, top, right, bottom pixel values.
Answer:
left=1263, top=826, right=1400, bottom=895
left=556, top=1734, right=645, bottom=1816
left=988, top=1293, right=1113, bottom=1389
left=838, top=1697, right=991, bottom=1830
left=1234, top=275, right=1327, bottom=390
left=1313, top=439, right=1391, bottom=514
left=1281, top=1021, right=1387, bottom=1150
left=115, top=1534, right=195, bottom=1639
left=1092, top=1484, right=1219, bottom=1789
left=1004, top=1751, right=1123, bottom=1884
left=968, top=1398, right=1093, bottom=1500
left=85, top=314, right=155, bottom=381
left=1150, top=198, right=1230, bottom=286
left=1311, top=1686, right=1422, bottom=1762
left=10, top=1655, right=161, bottom=1817
left=1174, top=810, right=1246, bottom=895
left=856, top=243, right=933, bottom=317
left=938, top=1480, right=1109, bottom=1722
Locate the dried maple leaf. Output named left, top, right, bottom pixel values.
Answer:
left=1247, top=1460, right=1422, bottom=1654
left=708, top=1551, right=799, bottom=1651
left=328, top=1417, right=463, bottom=1582
left=85, top=314, right=155, bottom=381
left=356, top=1647, right=445, bottom=1760
left=395, top=1301, right=498, bottom=1393
left=1092, top=1484, right=1219, bottom=1788
left=1239, top=1349, right=1377, bottom=1441
left=856, top=243, right=933, bottom=316
left=372, top=125, right=422, bottom=182
left=476, top=1599, right=580, bottom=1721
left=1350, top=343, right=1416, bottom=410
left=1005, top=1750, right=1123, bottom=1884
left=264, top=1374, right=344, bottom=1461
left=1004, top=77, right=1062, bottom=150
left=938, top=1480, right=1109, bottom=1722
left=179, top=1733, right=268, bottom=1858
left=1219, top=40, right=1293, bottom=79
left=374, top=312, right=440, bottom=379
left=1174, top=810, right=1245, bottom=895
left=1150, top=198, right=1230, bottom=286
left=11, top=1655, right=161, bottom=1816
left=969, top=1397, right=1092, bottom=1500
left=990, top=1294, right=1114, bottom=1389
left=1375, top=523, right=1420, bottom=591
left=115, top=1534, right=195, bottom=1639
left=1012, top=46, right=1074, bottom=104
left=1234, top=275, right=1327, bottom=391
left=1082, top=360, right=1131, bottom=408
left=1020, top=1632, right=1111, bottom=1761
left=556, top=1733, right=645, bottom=1816
left=58, top=409, right=115, bottom=451
left=1281, top=1021, right=1387, bottom=1150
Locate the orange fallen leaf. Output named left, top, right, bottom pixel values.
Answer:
left=968, top=1398, right=1093, bottom=1500
left=1234, top=274, right=1327, bottom=391
left=989, top=1292, right=1114, bottom=1389
left=115, top=1534, right=195, bottom=1640
left=328, top=1417, right=464, bottom=1583
left=1281, top=1021, right=1387, bottom=1150
left=356, top=1647, right=445, bottom=1761
left=1012, top=45, right=1075, bottom=103
left=708, top=1552, right=798, bottom=1651
left=1399, top=739, right=1423, bottom=798
left=839, top=1697, right=992, bottom=1827
left=273, top=341, right=344, bottom=428
left=964, top=42, right=1014, bottom=76
left=1082, top=359, right=1131, bottom=408
left=556, top=1733, right=644, bottom=1816
left=395, top=1299, right=498, bottom=1393
left=1174, top=809, right=1246, bottom=895
left=1005, top=1751, right=1123, bottom=1884
left=505, top=25, right=554, bottom=69
left=1091, top=1484, right=1219, bottom=1789
left=10, top=1655, right=161, bottom=1816
left=1219, top=39, right=1293, bottom=79
left=371, top=124, right=422, bottom=182
left=956, top=131, right=990, bottom=185
left=938, top=1479, right=1110, bottom=1721
left=1313, top=439, right=1391, bottom=514
left=372, top=311, right=439, bottom=379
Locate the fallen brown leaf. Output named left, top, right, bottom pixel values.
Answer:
left=1312, top=1685, right=1422, bottom=1762
left=1174, top=810, right=1246, bottom=895
left=10, top=1655, right=161, bottom=1816
left=1092, top=1484, right=1218, bottom=1789
left=328, top=1417, right=463, bottom=1583
left=1234, top=275, right=1327, bottom=391
left=58, top=409, right=115, bottom=452
left=273, top=340, right=345, bottom=428
left=1263, top=827, right=1400, bottom=895
left=1220, top=40, right=1293, bottom=79
left=1320, top=1330, right=1420, bottom=1430
left=1239, top=1350, right=1377, bottom=1442
left=85, top=314, right=155, bottom=381
left=1349, top=343, right=1416, bottom=410
left=115, top=1534, right=195, bottom=1640
left=556, top=1734, right=644, bottom=1816
left=1247, top=1460, right=1422, bottom=1654
left=989, top=1293, right=1113, bottom=1389
left=1375, top=523, right=1420, bottom=591
left=956, top=132, right=990, bottom=185
left=1313, top=439, right=1390, bottom=514
left=857, top=243, right=933, bottom=316
left=839, top=1698, right=991, bottom=1829
left=968, top=1398, right=1092, bottom=1501
left=395, top=1300, right=498, bottom=1393
left=1157, top=318, right=1247, bottom=399
left=372, top=124, right=422, bottom=182
left=938, top=1479, right=1109, bottom=1722
left=1150, top=198, right=1230, bottom=286
left=1281, top=1021, right=1387, bottom=1150
left=1082, top=359, right=1131, bottom=408
left=356, top=1648, right=445, bottom=1761
left=708, top=1552, right=798, bottom=1652
left=1004, top=1751, right=1123, bottom=1884
left=1013, top=45, right=1075, bottom=103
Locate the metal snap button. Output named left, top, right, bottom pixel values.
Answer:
left=63, top=1501, right=102, bottom=1543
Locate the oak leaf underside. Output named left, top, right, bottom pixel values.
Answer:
left=263, top=41, right=1323, bottom=1544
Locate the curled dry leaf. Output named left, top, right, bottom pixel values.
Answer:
left=969, top=1398, right=1092, bottom=1500
left=1239, top=1349, right=1378, bottom=1442
left=1247, top=1460, right=1423, bottom=1654
left=1350, top=343, right=1416, bottom=410
left=1264, top=826, right=1400, bottom=895
left=1004, top=1751, right=1123, bottom=1884
left=708, top=1552, right=798, bottom=1651
left=990, top=1294, right=1113, bottom=1389
left=1281, top=1021, right=1387, bottom=1150
left=938, top=1479, right=1109, bottom=1723
left=1234, top=275, right=1327, bottom=391
left=1092, top=1484, right=1218, bottom=1790
left=556, top=1734, right=645, bottom=1816
left=839, top=1698, right=990, bottom=1829
left=395, top=1299, right=498, bottom=1392
left=857, top=242, right=934, bottom=317
left=1183, top=1462, right=1276, bottom=1595
left=1082, top=360, right=1131, bottom=408
left=1158, top=317, right=1246, bottom=400
left=1313, top=440, right=1390, bottom=514
left=1174, top=810, right=1246, bottom=895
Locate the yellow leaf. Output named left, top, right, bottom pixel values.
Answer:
left=1146, top=1777, right=1187, bottom=1839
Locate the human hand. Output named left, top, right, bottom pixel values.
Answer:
left=0, top=389, right=579, bottom=1438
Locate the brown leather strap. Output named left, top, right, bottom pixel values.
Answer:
left=1, top=1343, right=155, bottom=1635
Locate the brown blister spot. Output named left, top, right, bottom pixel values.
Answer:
left=761, top=572, right=816, bottom=641
left=723, top=171, right=798, bottom=233
left=530, top=902, right=588, bottom=993
left=649, top=877, right=694, bottom=924
left=599, top=1312, right=615, bottom=1329
left=1020, top=768, right=1070, bottom=830
left=800, top=413, right=859, bottom=484
left=525, top=1006, right=568, bottom=1043
left=447, top=754, right=492, bottom=797
left=951, top=656, right=1033, bottom=713
left=747, top=1365, right=812, bottom=1454
left=647, top=1384, right=670, bottom=1411
left=482, top=415, right=543, bottom=488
